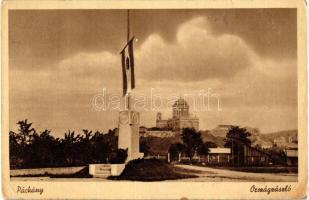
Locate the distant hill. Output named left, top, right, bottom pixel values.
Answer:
left=141, top=132, right=225, bottom=155
left=259, top=130, right=298, bottom=143
left=209, top=125, right=260, bottom=138
left=199, top=130, right=225, bottom=147
left=141, top=136, right=182, bottom=155
left=141, top=129, right=298, bottom=155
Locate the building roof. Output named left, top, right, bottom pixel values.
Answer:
left=231, top=138, right=272, bottom=156
left=286, top=149, right=298, bottom=157
left=173, top=98, right=189, bottom=108
left=252, top=139, right=273, bottom=148
left=218, top=125, right=234, bottom=128
left=209, top=148, right=231, bottom=154
left=287, top=143, right=298, bottom=149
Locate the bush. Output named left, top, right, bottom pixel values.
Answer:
left=109, top=148, right=128, bottom=164
left=109, top=158, right=197, bottom=181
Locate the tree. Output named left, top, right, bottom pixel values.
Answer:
left=169, top=142, right=184, bottom=161
left=90, top=131, right=107, bottom=163
left=79, top=129, right=93, bottom=164
left=204, top=141, right=217, bottom=148
left=16, top=119, right=37, bottom=145
left=9, top=131, right=22, bottom=168
left=181, top=128, right=203, bottom=160
left=140, top=140, right=150, bottom=157
left=27, top=129, right=57, bottom=168
left=109, top=148, right=128, bottom=164
left=197, top=141, right=217, bottom=156
left=61, top=130, right=82, bottom=165
left=9, top=119, right=120, bottom=168
left=11, top=119, right=38, bottom=168
left=224, top=126, right=251, bottom=165
left=89, top=130, right=117, bottom=163
left=265, top=146, right=286, bottom=165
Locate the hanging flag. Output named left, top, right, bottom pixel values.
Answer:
left=120, top=36, right=135, bottom=96
left=128, top=38, right=135, bottom=89
left=121, top=50, right=127, bottom=96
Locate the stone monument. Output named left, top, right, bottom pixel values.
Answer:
left=118, top=10, right=143, bottom=161
left=89, top=10, right=142, bottom=177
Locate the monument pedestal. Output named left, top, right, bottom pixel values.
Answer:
left=118, top=110, right=144, bottom=161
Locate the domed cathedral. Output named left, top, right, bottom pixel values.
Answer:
left=172, top=98, right=189, bottom=118
left=156, top=98, right=199, bottom=132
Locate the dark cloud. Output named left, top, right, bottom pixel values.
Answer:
left=136, top=17, right=254, bottom=81
left=205, top=9, right=297, bottom=59
left=9, top=9, right=296, bottom=70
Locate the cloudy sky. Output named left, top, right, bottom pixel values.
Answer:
left=9, top=9, right=297, bottom=137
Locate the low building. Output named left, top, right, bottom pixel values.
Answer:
left=209, top=148, right=231, bottom=154
left=252, top=138, right=273, bottom=149
left=288, top=136, right=298, bottom=144
left=273, top=136, right=287, bottom=147
left=243, top=144, right=272, bottom=166
left=228, top=138, right=272, bottom=166
left=141, top=130, right=176, bottom=138
left=285, top=148, right=298, bottom=166
left=273, top=136, right=298, bottom=150
left=285, top=141, right=298, bottom=166
left=139, top=126, right=147, bottom=134
left=156, top=119, right=168, bottom=129
left=200, top=148, right=231, bottom=165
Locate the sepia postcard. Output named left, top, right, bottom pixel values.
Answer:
left=1, top=0, right=307, bottom=199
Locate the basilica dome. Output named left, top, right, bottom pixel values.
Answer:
left=172, top=98, right=189, bottom=118
left=173, top=98, right=189, bottom=108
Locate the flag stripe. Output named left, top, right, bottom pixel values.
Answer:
left=128, top=39, right=135, bottom=89
left=121, top=50, right=127, bottom=96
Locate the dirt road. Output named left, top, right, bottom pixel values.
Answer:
left=173, top=164, right=298, bottom=182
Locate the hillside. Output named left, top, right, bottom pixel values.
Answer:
left=141, top=129, right=298, bottom=155
left=141, top=136, right=182, bottom=155
left=199, top=130, right=225, bottom=147
left=259, top=130, right=298, bottom=143
left=141, top=131, right=225, bottom=155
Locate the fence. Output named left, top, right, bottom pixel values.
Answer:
left=152, top=153, right=275, bottom=167
left=10, top=166, right=86, bottom=177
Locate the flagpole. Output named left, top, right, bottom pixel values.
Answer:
left=127, top=9, right=131, bottom=111
left=127, top=9, right=130, bottom=42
